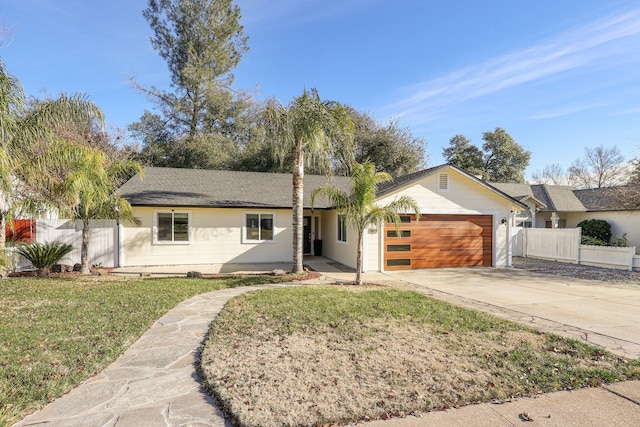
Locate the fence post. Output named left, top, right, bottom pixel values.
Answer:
left=629, top=247, right=636, bottom=272
left=576, top=227, right=582, bottom=265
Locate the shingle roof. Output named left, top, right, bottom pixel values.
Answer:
left=118, top=167, right=352, bottom=209
left=119, top=164, right=528, bottom=211
left=574, top=186, right=640, bottom=211
left=490, top=183, right=548, bottom=209
left=493, top=183, right=640, bottom=212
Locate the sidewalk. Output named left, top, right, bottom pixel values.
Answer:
left=14, top=266, right=640, bottom=426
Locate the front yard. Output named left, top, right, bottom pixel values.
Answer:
left=0, top=274, right=291, bottom=426
left=201, top=285, right=640, bottom=427
left=3, top=273, right=639, bottom=427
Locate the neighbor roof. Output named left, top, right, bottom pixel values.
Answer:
left=118, top=167, right=352, bottom=209
left=574, top=186, right=640, bottom=211
left=493, top=183, right=639, bottom=212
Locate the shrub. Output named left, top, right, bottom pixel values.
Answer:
left=577, top=219, right=611, bottom=244
left=15, top=241, right=73, bottom=276
left=581, top=235, right=608, bottom=246
left=612, top=233, right=628, bottom=247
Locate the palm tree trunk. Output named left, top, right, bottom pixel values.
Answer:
left=292, top=141, right=304, bottom=274
left=356, top=228, right=363, bottom=285
left=80, top=219, right=91, bottom=274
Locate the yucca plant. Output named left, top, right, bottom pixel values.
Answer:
left=15, top=241, right=73, bottom=276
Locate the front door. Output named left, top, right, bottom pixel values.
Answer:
left=303, top=216, right=312, bottom=254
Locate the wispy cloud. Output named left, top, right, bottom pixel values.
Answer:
left=526, top=102, right=609, bottom=120
left=383, top=8, right=640, bottom=125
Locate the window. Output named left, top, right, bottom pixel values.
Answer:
left=387, top=244, right=411, bottom=252
left=244, top=213, right=275, bottom=242
left=387, top=230, right=411, bottom=238
left=155, top=211, right=190, bottom=244
left=337, top=214, right=347, bottom=242
left=558, top=219, right=567, bottom=229
left=387, top=258, right=411, bottom=267
left=438, top=173, right=449, bottom=191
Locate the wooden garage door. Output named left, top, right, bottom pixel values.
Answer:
left=384, top=214, right=492, bottom=270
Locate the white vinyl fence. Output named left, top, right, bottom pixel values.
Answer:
left=519, top=227, right=638, bottom=271
left=511, top=226, right=524, bottom=257
left=8, top=219, right=118, bottom=271
left=522, top=228, right=581, bottom=263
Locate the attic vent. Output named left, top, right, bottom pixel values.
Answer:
left=438, top=173, right=449, bottom=191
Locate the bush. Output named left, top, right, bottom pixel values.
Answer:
left=581, top=235, right=609, bottom=246
left=15, top=241, right=73, bottom=276
left=612, top=234, right=628, bottom=247
left=577, top=219, right=611, bottom=244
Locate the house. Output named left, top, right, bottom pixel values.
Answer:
left=492, top=183, right=640, bottom=247
left=117, top=165, right=527, bottom=271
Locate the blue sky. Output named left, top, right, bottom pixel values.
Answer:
left=2, top=0, right=640, bottom=178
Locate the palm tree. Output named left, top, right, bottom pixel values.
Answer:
left=0, top=60, right=105, bottom=250
left=264, top=89, right=353, bottom=273
left=19, top=98, right=141, bottom=274
left=46, top=141, right=141, bottom=274
left=0, top=59, right=26, bottom=250
left=311, top=160, right=421, bottom=285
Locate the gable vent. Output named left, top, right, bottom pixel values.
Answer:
left=438, top=173, right=449, bottom=191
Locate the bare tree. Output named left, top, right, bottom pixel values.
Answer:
left=531, top=163, right=567, bottom=185
left=568, top=145, right=627, bottom=188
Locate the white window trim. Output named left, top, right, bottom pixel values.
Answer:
left=242, top=212, right=277, bottom=244
left=437, top=173, right=450, bottom=192
left=337, top=214, right=348, bottom=244
left=153, top=210, right=192, bottom=245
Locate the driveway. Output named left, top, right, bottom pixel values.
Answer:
left=381, top=268, right=640, bottom=359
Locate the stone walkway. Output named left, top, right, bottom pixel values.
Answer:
left=15, top=283, right=304, bottom=427
left=14, top=271, right=640, bottom=426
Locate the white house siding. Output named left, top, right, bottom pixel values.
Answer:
left=565, top=211, right=640, bottom=248
left=375, top=168, right=517, bottom=268
left=320, top=210, right=358, bottom=269
left=121, top=207, right=293, bottom=267
left=365, top=226, right=381, bottom=271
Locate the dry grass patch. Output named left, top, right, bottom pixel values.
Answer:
left=201, top=285, right=640, bottom=427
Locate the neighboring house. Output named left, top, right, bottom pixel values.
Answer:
left=492, top=183, right=640, bottom=247
left=117, top=165, right=527, bottom=271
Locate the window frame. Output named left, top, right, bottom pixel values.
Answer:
left=153, top=210, right=191, bottom=245
left=337, top=214, right=347, bottom=243
left=242, top=212, right=276, bottom=243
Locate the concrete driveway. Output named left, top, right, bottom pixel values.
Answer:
left=381, top=268, right=640, bottom=359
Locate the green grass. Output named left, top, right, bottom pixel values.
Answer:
left=203, top=286, right=640, bottom=426
left=0, top=274, right=288, bottom=426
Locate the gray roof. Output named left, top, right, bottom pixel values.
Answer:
left=490, top=183, right=548, bottom=209
left=493, top=182, right=639, bottom=212
left=118, top=167, right=352, bottom=209
left=574, top=186, right=640, bottom=211
left=119, top=164, right=529, bottom=211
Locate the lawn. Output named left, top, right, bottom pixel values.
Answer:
left=0, top=274, right=290, bottom=427
left=201, top=285, right=640, bottom=427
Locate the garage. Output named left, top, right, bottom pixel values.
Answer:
left=384, top=214, right=493, bottom=270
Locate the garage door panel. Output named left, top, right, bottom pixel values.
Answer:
left=384, top=214, right=492, bottom=269
left=410, top=240, right=483, bottom=251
